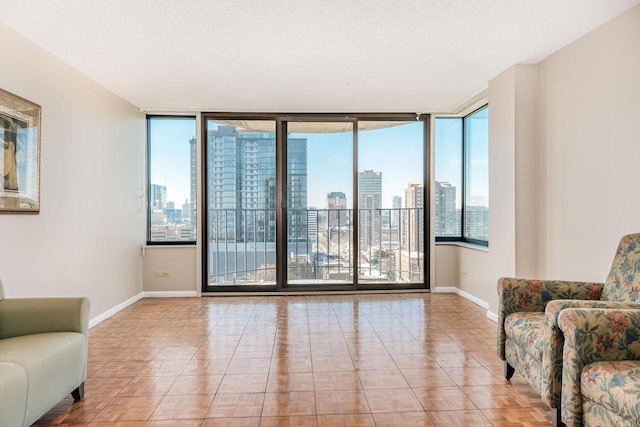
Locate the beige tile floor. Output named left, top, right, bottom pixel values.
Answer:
left=33, top=293, right=551, bottom=426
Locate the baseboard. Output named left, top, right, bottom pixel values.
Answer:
left=486, top=310, right=498, bottom=323
left=433, top=285, right=497, bottom=323
left=143, top=291, right=198, bottom=298
left=89, top=292, right=144, bottom=328
left=433, top=286, right=457, bottom=293
left=455, top=288, right=489, bottom=310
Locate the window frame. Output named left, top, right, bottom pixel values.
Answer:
left=435, top=104, right=489, bottom=247
left=146, top=114, right=197, bottom=246
left=200, top=112, right=431, bottom=293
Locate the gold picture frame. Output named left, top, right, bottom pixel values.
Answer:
left=0, top=88, right=41, bottom=214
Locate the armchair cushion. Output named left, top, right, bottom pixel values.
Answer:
left=581, top=361, right=640, bottom=426
left=0, top=332, right=86, bottom=426
left=0, top=362, right=27, bottom=427
left=504, top=312, right=545, bottom=361
left=497, top=278, right=603, bottom=360
left=558, top=308, right=640, bottom=426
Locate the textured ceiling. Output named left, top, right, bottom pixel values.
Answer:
left=1, top=0, right=638, bottom=112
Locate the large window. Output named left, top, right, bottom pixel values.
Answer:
left=464, top=106, right=489, bottom=242
left=202, top=115, right=429, bottom=291
left=434, top=105, right=489, bottom=245
left=147, top=116, right=197, bottom=244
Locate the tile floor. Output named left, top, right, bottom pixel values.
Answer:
left=34, top=293, right=552, bottom=426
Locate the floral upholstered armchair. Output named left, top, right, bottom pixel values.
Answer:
left=558, top=308, right=640, bottom=427
left=497, top=233, right=640, bottom=427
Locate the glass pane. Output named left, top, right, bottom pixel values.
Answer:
left=147, top=117, right=197, bottom=242
left=206, top=120, right=277, bottom=286
left=287, top=122, right=353, bottom=285
left=358, top=121, right=424, bottom=284
left=434, top=118, right=462, bottom=237
left=464, top=106, right=489, bottom=241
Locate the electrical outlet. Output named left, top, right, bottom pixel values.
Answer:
left=154, top=271, right=171, bottom=278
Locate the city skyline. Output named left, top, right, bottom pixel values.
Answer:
left=149, top=117, right=488, bottom=242
left=150, top=120, right=426, bottom=211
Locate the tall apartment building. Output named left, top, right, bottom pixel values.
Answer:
left=189, top=137, right=197, bottom=227
left=434, top=181, right=457, bottom=236
left=403, top=182, right=424, bottom=252
left=326, top=191, right=348, bottom=227
left=149, top=184, right=166, bottom=210
left=207, top=125, right=307, bottom=243
left=465, top=205, right=489, bottom=240
left=391, top=195, right=402, bottom=227
left=358, top=170, right=382, bottom=248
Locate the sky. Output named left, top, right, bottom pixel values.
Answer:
left=296, top=121, right=424, bottom=208
left=148, top=118, right=195, bottom=207
left=149, top=111, right=488, bottom=211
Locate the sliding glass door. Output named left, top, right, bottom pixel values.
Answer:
left=203, top=114, right=428, bottom=292
left=205, top=119, right=277, bottom=289
left=285, top=121, right=354, bottom=288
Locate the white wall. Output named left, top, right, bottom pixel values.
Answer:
left=537, top=4, right=640, bottom=281
left=143, top=247, right=197, bottom=293
left=0, top=24, right=145, bottom=320
left=435, top=4, right=640, bottom=316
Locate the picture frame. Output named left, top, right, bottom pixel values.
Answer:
left=0, top=88, right=41, bottom=214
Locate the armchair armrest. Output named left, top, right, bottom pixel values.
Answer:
left=0, top=297, right=90, bottom=340
left=558, top=308, right=640, bottom=426
left=540, top=299, right=640, bottom=406
left=497, top=278, right=603, bottom=360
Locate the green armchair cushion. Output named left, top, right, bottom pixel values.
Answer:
left=0, top=362, right=27, bottom=427
left=0, top=332, right=86, bottom=427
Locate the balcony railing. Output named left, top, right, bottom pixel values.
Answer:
left=207, top=208, right=424, bottom=286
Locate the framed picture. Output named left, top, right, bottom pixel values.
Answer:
left=0, top=88, right=41, bottom=214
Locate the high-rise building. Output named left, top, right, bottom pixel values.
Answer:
left=358, top=170, right=382, bottom=248
left=403, top=182, right=424, bottom=252
left=391, top=195, right=402, bottom=228
left=326, top=191, right=347, bottom=227
left=287, top=136, right=308, bottom=242
left=189, top=137, right=197, bottom=227
left=207, top=126, right=307, bottom=243
left=465, top=205, right=489, bottom=240
left=149, top=184, right=167, bottom=213
left=307, top=207, right=318, bottom=242
left=435, top=181, right=457, bottom=236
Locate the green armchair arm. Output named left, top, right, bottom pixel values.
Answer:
left=0, top=297, right=90, bottom=340
left=497, top=278, right=603, bottom=360
left=558, top=308, right=640, bottom=427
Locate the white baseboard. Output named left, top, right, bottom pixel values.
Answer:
left=433, top=286, right=457, bottom=293
left=433, top=285, right=497, bottom=322
left=486, top=311, right=498, bottom=323
left=89, top=291, right=197, bottom=328
left=89, top=292, right=144, bottom=328
left=456, top=288, right=489, bottom=310
left=144, top=291, right=198, bottom=298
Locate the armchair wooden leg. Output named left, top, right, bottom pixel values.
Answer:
left=551, top=406, right=565, bottom=427
left=504, top=361, right=515, bottom=380
left=71, top=382, right=84, bottom=402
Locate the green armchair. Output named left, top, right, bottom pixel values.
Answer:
left=0, top=279, right=90, bottom=427
left=559, top=308, right=640, bottom=427
left=497, top=233, right=640, bottom=426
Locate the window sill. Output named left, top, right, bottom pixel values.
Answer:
left=435, top=241, right=489, bottom=252
left=143, top=244, right=197, bottom=249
